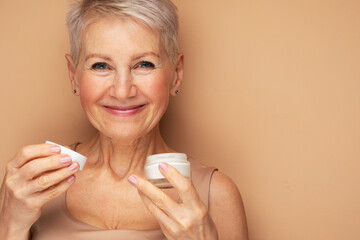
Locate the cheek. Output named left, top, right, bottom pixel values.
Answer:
left=142, top=72, right=172, bottom=105
left=78, top=73, right=106, bottom=109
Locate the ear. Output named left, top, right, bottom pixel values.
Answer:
left=170, top=53, right=184, bottom=96
left=65, top=54, right=80, bottom=96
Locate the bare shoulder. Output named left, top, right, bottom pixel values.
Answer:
left=209, top=171, right=249, bottom=240
left=210, top=171, right=244, bottom=203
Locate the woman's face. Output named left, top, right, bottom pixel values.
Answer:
left=67, top=17, right=183, bottom=140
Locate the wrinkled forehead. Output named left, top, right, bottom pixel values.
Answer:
left=78, top=15, right=166, bottom=61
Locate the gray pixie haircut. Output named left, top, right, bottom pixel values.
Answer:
left=66, top=0, right=179, bottom=66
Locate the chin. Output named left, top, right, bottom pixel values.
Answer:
left=98, top=123, right=153, bottom=142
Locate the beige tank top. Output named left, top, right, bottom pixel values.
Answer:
left=30, top=142, right=217, bottom=240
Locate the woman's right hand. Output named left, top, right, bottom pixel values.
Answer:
left=0, top=143, right=79, bottom=238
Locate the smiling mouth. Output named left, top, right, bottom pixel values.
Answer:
left=104, top=105, right=145, bottom=111
left=103, top=104, right=146, bottom=115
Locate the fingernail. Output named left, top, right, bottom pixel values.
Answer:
left=159, top=163, right=169, bottom=172
left=128, top=175, right=138, bottom=185
left=50, top=146, right=61, bottom=153
left=60, top=156, right=72, bottom=164
left=67, top=175, right=75, bottom=183
left=68, top=162, right=79, bottom=171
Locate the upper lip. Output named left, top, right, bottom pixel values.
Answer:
left=104, top=104, right=145, bottom=110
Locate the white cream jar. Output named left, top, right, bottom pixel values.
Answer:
left=145, top=153, right=190, bottom=188
left=45, top=141, right=87, bottom=170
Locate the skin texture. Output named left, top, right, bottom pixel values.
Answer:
left=0, top=144, right=79, bottom=240
left=0, top=16, right=248, bottom=240
left=209, top=171, right=249, bottom=240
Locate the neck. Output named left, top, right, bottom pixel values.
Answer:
left=83, top=126, right=173, bottom=178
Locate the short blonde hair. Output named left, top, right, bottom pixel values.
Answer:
left=66, top=0, right=179, bottom=66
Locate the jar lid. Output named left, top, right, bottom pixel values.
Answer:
left=146, top=153, right=188, bottom=166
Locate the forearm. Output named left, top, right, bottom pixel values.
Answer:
left=0, top=211, right=31, bottom=240
left=0, top=227, right=30, bottom=240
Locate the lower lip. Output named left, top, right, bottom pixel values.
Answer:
left=103, top=105, right=145, bottom=117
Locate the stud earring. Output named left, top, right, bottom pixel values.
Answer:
left=175, top=90, right=179, bottom=94
left=73, top=89, right=77, bottom=94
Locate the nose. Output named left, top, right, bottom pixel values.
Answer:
left=109, top=70, right=137, bottom=99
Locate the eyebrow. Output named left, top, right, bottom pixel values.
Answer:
left=85, top=53, right=112, bottom=62
left=132, top=51, right=160, bottom=61
left=85, top=52, right=160, bottom=62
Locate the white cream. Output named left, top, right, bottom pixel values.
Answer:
left=45, top=141, right=87, bottom=170
left=145, top=153, right=190, bottom=188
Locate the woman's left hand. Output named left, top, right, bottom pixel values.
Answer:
left=128, top=163, right=218, bottom=240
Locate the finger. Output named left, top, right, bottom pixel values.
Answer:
left=158, top=163, right=198, bottom=205
left=34, top=174, right=76, bottom=207
left=128, top=175, right=180, bottom=219
left=140, top=193, right=199, bottom=240
left=29, top=162, right=79, bottom=194
left=12, top=143, right=61, bottom=168
left=20, top=154, right=73, bottom=180
left=138, top=192, right=179, bottom=234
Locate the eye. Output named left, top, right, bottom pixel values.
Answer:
left=137, top=61, right=155, bottom=69
left=91, top=62, right=109, bottom=70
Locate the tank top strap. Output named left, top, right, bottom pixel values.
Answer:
left=188, top=157, right=218, bottom=208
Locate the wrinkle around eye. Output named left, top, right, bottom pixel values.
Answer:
left=131, top=61, right=157, bottom=75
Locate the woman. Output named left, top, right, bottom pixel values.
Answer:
left=0, top=0, right=248, bottom=239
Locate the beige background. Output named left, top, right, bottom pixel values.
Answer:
left=1, top=0, right=359, bottom=239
